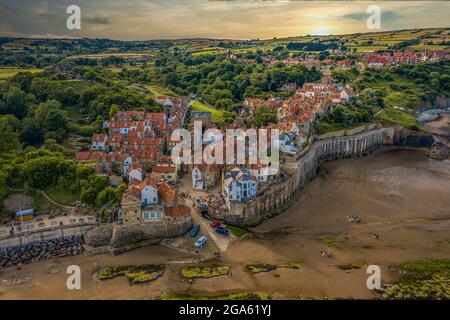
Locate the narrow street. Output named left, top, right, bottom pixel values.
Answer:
left=179, top=175, right=236, bottom=252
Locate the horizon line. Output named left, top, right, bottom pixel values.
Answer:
left=2, top=26, right=449, bottom=43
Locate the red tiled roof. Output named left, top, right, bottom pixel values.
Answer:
left=152, top=166, right=176, bottom=173
left=158, top=182, right=176, bottom=204
left=164, top=205, right=191, bottom=218
left=92, top=134, right=106, bottom=142
left=128, top=162, right=142, bottom=172
left=75, top=152, right=92, bottom=161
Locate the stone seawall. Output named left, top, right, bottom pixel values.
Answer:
left=84, top=216, right=193, bottom=251
left=216, top=127, right=395, bottom=226
left=0, top=235, right=84, bottom=268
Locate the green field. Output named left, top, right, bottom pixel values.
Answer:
left=146, top=84, right=178, bottom=97
left=190, top=100, right=229, bottom=125
left=349, top=45, right=387, bottom=53
left=0, top=67, right=41, bottom=80
left=364, top=75, right=426, bottom=130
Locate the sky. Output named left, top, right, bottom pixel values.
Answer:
left=0, top=0, right=449, bottom=40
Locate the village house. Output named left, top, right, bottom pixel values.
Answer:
left=276, top=81, right=357, bottom=137
left=157, top=181, right=177, bottom=206
left=120, top=177, right=188, bottom=225
left=128, top=163, right=143, bottom=182
left=249, top=163, right=277, bottom=183
left=191, top=164, right=220, bottom=190
left=223, top=167, right=257, bottom=207
left=91, top=134, right=108, bottom=151
left=279, top=133, right=299, bottom=156
left=364, top=50, right=450, bottom=68
left=128, top=178, right=158, bottom=206
left=75, top=150, right=133, bottom=175
left=150, top=165, right=177, bottom=183
left=120, top=191, right=143, bottom=224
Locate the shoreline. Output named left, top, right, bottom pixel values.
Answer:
left=2, top=147, right=449, bottom=299
left=217, top=125, right=396, bottom=227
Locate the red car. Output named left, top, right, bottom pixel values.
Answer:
left=210, top=220, right=221, bottom=228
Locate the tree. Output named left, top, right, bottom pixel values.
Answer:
left=95, top=187, right=116, bottom=208
left=10, top=72, right=34, bottom=92
left=109, top=104, right=119, bottom=118
left=21, top=118, right=44, bottom=146
left=1, top=86, right=29, bottom=119
left=254, top=106, right=277, bottom=127
left=331, top=105, right=347, bottom=124
left=80, top=188, right=97, bottom=205
left=91, top=176, right=109, bottom=193
left=0, top=173, right=8, bottom=201
left=0, top=115, right=20, bottom=153
left=110, top=162, right=120, bottom=175
left=22, top=155, right=76, bottom=188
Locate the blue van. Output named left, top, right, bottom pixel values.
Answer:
left=194, top=236, right=207, bottom=249
left=191, top=224, right=200, bottom=237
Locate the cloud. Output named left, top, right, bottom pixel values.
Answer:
left=0, top=0, right=448, bottom=40
left=342, top=10, right=399, bottom=23
left=84, top=17, right=111, bottom=25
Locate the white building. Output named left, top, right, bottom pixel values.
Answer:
left=223, top=167, right=257, bottom=206
left=92, top=134, right=108, bottom=151
left=129, top=179, right=158, bottom=206
left=279, top=133, right=299, bottom=156
left=139, top=180, right=158, bottom=206
left=250, top=164, right=274, bottom=183
left=123, top=156, right=133, bottom=175
left=192, top=166, right=204, bottom=190
left=128, top=163, right=143, bottom=182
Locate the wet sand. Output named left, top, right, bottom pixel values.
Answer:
left=1, top=149, right=450, bottom=299
left=425, top=115, right=450, bottom=137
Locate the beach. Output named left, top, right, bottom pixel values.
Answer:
left=1, top=148, right=449, bottom=299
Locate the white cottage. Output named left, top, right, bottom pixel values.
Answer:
left=223, top=167, right=257, bottom=204
left=128, top=163, right=143, bottom=182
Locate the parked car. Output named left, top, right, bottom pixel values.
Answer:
left=194, top=236, right=208, bottom=248
left=215, top=226, right=229, bottom=236
left=210, top=220, right=221, bottom=228
left=191, top=224, right=200, bottom=237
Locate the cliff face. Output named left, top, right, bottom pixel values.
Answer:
left=416, top=96, right=450, bottom=112
left=393, top=126, right=434, bottom=148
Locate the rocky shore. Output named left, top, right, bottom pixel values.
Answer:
left=428, top=140, right=450, bottom=160
left=0, top=235, right=84, bottom=268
